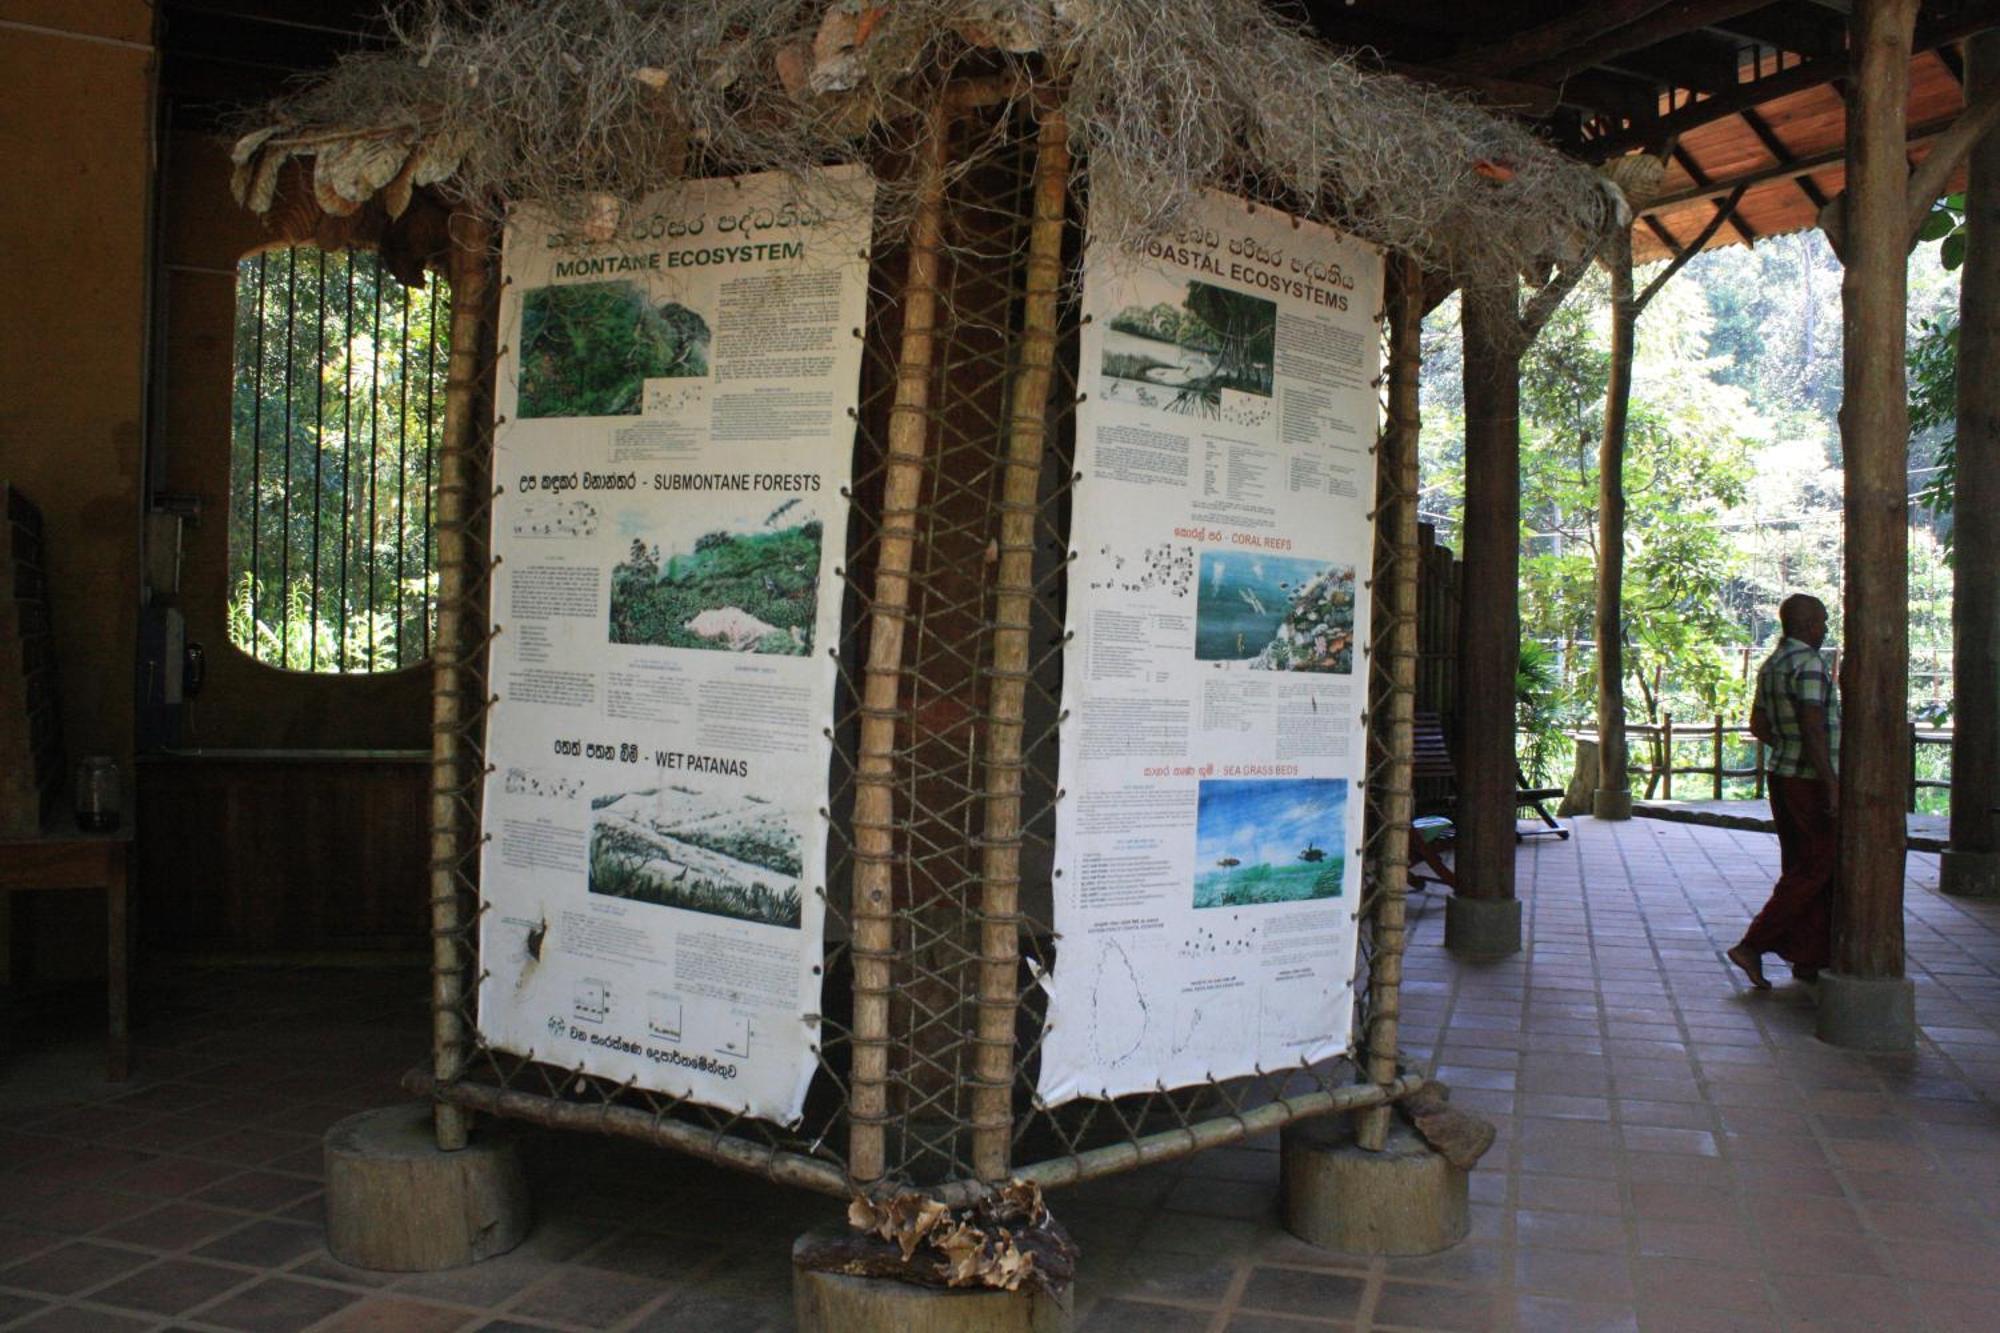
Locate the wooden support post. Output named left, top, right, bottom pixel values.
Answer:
left=1661, top=713, right=1674, bottom=800
left=1822, top=0, right=1920, bottom=1050
left=1594, top=228, right=1635, bottom=821
left=430, top=217, right=494, bottom=1152
left=1447, top=283, right=1526, bottom=954
left=1358, top=255, right=1424, bottom=1152
left=1713, top=714, right=1725, bottom=800
left=850, top=100, right=954, bottom=1186
left=1944, top=30, right=2000, bottom=900
left=972, top=107, right=1069, bottom=1183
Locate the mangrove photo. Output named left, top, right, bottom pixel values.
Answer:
left=1100, top=277, right=1278, bottom=417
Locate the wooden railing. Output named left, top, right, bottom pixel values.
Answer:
left=1580, top=716, right=1953, bottom=811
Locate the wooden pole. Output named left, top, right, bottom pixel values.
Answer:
left=1594, top=227, right=1635, bottom=820
left=1452, top=282, right=1524, bottom=917
left=1831, top=0, right=1918, bottom=983
left=971, top=106, right=1069, bottom=1183
left=1357, top=255, right=1424, bottom=1152
left=849, top=101, right=953, bottom=1187
left=430, top=216, right=494, bottom=1152
left=1945, top=29, right=2000, bottom=895
left=1662, top=713, right=1674, bottom=799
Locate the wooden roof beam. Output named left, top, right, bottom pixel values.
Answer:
left=1638, top=183, right=1751, bottom=297
left=1643, top=111, right=1958, bottom=209
left=1440, top=1, right=1679, bottom=77
left=1670, top=143, right=1761, bottom=244
left=1585, top=7, right=2000, bottom=160
left=1515, top=0, right=1783, bottom=84
left=1739, top=105, right=1835, bottom=207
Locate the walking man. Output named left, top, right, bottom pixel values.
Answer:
left=1729, top=593, right=1838, bottom=989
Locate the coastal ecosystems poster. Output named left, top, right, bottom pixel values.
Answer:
left=1037, top=190, right=1383, bottom=1104
left=477, top=168, right=873, bottom=1123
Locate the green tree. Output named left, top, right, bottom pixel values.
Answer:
left=229, top=245, right=451, bottom=672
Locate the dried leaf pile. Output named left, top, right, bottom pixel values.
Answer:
left=232, top=0, right=1621, bottom=281
left=812, top=1179, right=1076, bottom=1293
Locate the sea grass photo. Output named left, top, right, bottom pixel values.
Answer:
left=589, top=785, right=804, bottom=929
left=1192, top=778, right=1347, bottom=910
left=517, top=281, right=710, bottom=418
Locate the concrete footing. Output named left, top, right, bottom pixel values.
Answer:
left=1444, top=895, right=1522, bottom=958
left=792, top=1243, right=1071, bottom=1332
left=1941, top=849, right=2000, bottom=899
left=1280, top=1115, right=1469, bottom=1256
left=1815, top=972, right=1917, bottom=1053
left=323, top=1104, right=530, bottom=1272
left=1591, top=789, right=1634, bottom=821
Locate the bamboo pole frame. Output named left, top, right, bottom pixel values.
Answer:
left=428, top=217, right=494, bottom=1153
left=849, top=97, right=956, bottom=1186
left=971, top=105, right=1071, bottom=1184
left=407, top=87, right=1435, bottom=1197
left=1357, top=255, right=1424, bottom=1152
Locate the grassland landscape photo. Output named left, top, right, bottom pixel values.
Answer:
left=517, top=281, right=710, bottom=418
left=589, top=785, right=803, bottom=928
left=608, top=503, right=821, bottom=655
left=1101, top=277, right=1277, bottom=417
left=1193, top=778, right=1346, bottom=909
left=1195, top=553, right=1355, bottom=671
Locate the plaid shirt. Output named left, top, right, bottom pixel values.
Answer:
left=1757, top=636, right=1839, bottom=779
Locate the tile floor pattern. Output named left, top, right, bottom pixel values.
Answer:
left=1, top=816, right=1998, bottom=1331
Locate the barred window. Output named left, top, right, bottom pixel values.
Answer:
left=228, top=245, right=451, bottom=672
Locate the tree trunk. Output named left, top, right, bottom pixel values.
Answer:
left=1950, top=31, right=2000, bottom=865
left=1594, top=229, right=1635, bottom=819
left=1833, top=0, right=1920, bottom=979
left=1454, top=283, right=1522, bottom=905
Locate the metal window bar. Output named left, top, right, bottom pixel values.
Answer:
left=229, top=246, right=452, bottom=673
left=419, top=95, right=1420, bottom=1205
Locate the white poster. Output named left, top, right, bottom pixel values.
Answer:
left=477, top=168, right=874, bottom=1123
left=1038, top=191, right=1383, bottom=1105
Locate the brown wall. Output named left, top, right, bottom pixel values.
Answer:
left=0, top=3, right=152, bottom=771
left=0, top=4, right=154, bottom=981
left=156, top=131, right=432, bottom=750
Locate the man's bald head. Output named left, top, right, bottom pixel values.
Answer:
left=1779, top=594, right=1828, bottom=646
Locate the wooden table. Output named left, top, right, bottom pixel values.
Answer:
left=0, top=815, right=133, bottom=1080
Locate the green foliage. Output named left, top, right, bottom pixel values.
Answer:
left=229, top=245, right=449, bottom=672
left=609, top=521, right=821, bottom=654
left=518, top=282, right=708, bottom=418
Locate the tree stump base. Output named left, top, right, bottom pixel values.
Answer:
left=1444, top=895, right=1521, bottom=958
left=1281, top=1115, right=1469, bottom=1256
left=1815, top=972, right=1916, bottom=1053
left=1940, top=849, right=2000, bottom=899
left=792, top=1230, right=1072, bottom=1333
left=324, top=1103, right=530, bottom=1272
left=1591, top=788, right=1633, bottom=821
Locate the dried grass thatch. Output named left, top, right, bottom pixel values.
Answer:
left=232, top=0, right=1625, bottom=280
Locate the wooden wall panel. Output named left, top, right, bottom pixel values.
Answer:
left=136, top=754, right=429, bottom=953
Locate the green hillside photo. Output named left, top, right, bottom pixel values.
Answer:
left=609, top=519, right=822, bottom=655
left=517, top=281, right=710, bottom=418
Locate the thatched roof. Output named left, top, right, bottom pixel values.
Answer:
left=231, top=0, right=1626, bottom=281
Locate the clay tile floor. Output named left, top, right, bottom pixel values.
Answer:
left=3, top=817, right=1999, bottom=1331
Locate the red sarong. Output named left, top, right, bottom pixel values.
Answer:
left=1741, top=773, right=1834, bottom=969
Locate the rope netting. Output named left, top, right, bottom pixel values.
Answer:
left=414, top=96, right=1424, bottom=1201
